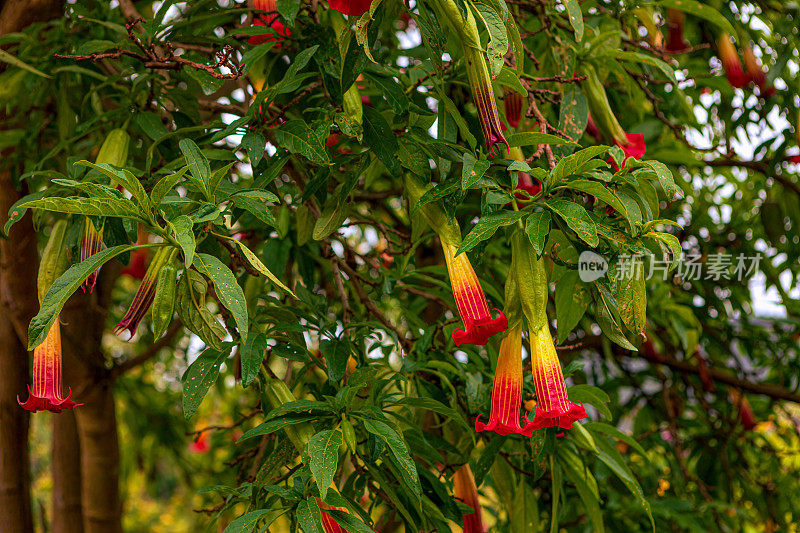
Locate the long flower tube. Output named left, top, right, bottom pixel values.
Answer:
left=717, top=33, right=750, bottom=89
left=81, top=219, right=104, bottom=292
left=115, top=247, right=176, bottom=338
left=503, top=86, right=523, bottom=129
left=580, top=64, right=645, bottom=170
left=452, top=464, right=486, bottom=532
left=510, top=232, right=586, bottom=430
left=434, top=0, right=508, bottom=155
left=664, top=8, right=689, bottom=53
left=19, top=220, right=80, bottom=413
left=405, top=174, right=507, bottom=346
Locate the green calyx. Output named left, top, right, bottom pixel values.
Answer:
left=37, top=220, right=70, bottom=304
left=510, top=230, right=549, bottom=332
left=403, top=174, right=462, bottom=246
left=579, top=64, right=627, bottom=146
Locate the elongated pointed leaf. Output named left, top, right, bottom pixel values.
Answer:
left=194, top=253, right=249, bottom=345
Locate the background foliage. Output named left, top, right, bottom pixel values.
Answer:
left=2, top=0, right=800, bottom=532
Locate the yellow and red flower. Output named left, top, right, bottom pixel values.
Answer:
left=528, top=325, right=587, bottom=430
left=442, top=241, right=508, bottom=346
left=453, top=464, right=485, bottom=533
left=743, top=45, right=774, bottom=97
left=718, top=34, right=750, bottom=89
left=115, top=247, right=175, bottom=338
left=249, top=0, right=290, bottom=46
left=475, top=325, right=532, bottom=436
left=18, top=319, right=79, bottom=413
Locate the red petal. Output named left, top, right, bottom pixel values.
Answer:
left=327, top=0, right=373, bottom=16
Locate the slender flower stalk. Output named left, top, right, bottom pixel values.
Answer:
left=452, top=464, right=486, bottom=532
left=580, top=65, right=646, bottom=170
left=115, top=247, right=175, bottom=338
left=20, top=220, right=79, bottom=413
left=81, top=219, right=104, bottom=292
left=475, top=325, right=532, bottom=436
left=717, top=33, right=750, bottom=89
left=435, top=0, right=508, bottom=155
left=404, top=175, right=507, bottom=346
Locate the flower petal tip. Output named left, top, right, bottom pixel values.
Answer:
left=18, top=386, right=80, bottom=413
left=452, top=309, right=508, bottom=346
left=527, top=402, right=588, bottom=431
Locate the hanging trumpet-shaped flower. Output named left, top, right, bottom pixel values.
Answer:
left=442, top=240, right=508, bottom=346
left=435, top=0, right=508, bottom=155
left=404, top=175, right=507, bottom=346
left=510, top=232, right=586, bottom=430
left=528, top=325, right=587, bottom=430
left=664, top=9, right=689, bottom=53
left=81, top=219, right=104, bottom=292
left=249, top=0, right=291, bottom=45
left=743, top=46, right=774, bottom=97
left=503, top=87, right=524, bottom=129
left=20, top=220, right=79, bottom=413
left=580, top=65, right=646, bottom=170
left=475, top=325, right=532, bottom=436
left=18, top=319, right=79, bottom=413
left=327, top=0, right=373, bottom=16
left=717, top=34, right=750, bottom=89
left=453, top=464, right=486, bottom=532
left=115, top=247, right=176, bottom=338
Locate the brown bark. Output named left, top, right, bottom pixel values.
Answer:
left=61, top=287, right=123, bottom=533
left=52, top=411, right=83, bottom=533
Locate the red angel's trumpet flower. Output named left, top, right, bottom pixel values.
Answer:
left=475, top=326, right=533, bottom=436
left=717, top=34, right=751, bottom=89
left=249, top=0, right=290, bottom=46
left=528, top=325, right=587, bottom=430
left=611, top=132, right=646, bottom=171
left=503, top=87, right=524, bottom=129
left=328, top=0, right=373, bottom=17
left=743, top=46, right=774, bottom=97
left=18, top=319, right=80, bottom=413
left=81, top=219, right=104, bottom=292
left=664, top=9, right=689, bottom=53
left=443, top=241, right=508, bottom=346
left=115, top=247, right=175, bottom=338
left=453, top=464, right=486, bottom=532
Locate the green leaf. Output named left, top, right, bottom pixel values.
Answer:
left=151, top=262, right=177, bottom=340
left=76, top=162, right=151, bottom=213
left=150, top=167, right=188, bottom=206
left=296, top=499, right=324, bottom=533
left=567, top=384, right=612, bottom=420
left=241, top=131, right=267, bottom=168
left=241, top=332, right=267, bottom=388
left=274, top=120, right=330, bottom=166
left=594, top=437, right=654, bottom=531
left=170, top=215, right=196, bottom=267
left=231, top=239, right=296, bottom=297
left=595, top=286, right=638, bottom=351
left=304, top=429, right=343, bottom=500
left=508, top=132, right=577, bottom=147
left=277, top=0, right=301, bottom=25
left=584, top=422, right=648, bottom=457
left=179, top=139, right=212, bottom=195
left=510, top=480, right=538, bottom=533
left=545, top=199, right=598, bottom=247
left=312, top=198, right=348, bottom=241
left=0, top=48, right=51, bottom=78
left=564, top=0, right=584, bottom=42
left=558, top=86, right=588, bottom=143
left=525, top=211, right=551, bottom=256
left=362, top=418, right=420, bottom=496
left=175, top=271, right=228, bottom=350
left=364, top=72, right=409, bottom=114
left=231, top=192, right=278, bottom=227
left=223, top=509, right=279, bottom=533
left=362, top=106, right=399, bottom=174
left=194, top=253, right=249, bottom=345
left=182, top=347, right=229, bottom=419
left=558, top=179, right=630, bottom=226
left=21, top=197, right=144, bottom=221
left=558, top=446, right=604, bottom=532
left=395, top=397, right=470, bottom=431
left=475, top=2, right=508, bottom=76
left=616, top=266, right=646, bottom=335
left=238, top=414, right=319, bottom=442
left=646, top=231, right=682, bottom=272
left=456, top=210, right=526, bottom=255
left=656, top=0, right=735, bottom=36
left=642, top=159, right=681, bottom=200
left=555, top=270, right=589, bottom=343
left=461, top=153, right=491, bottom=189
left=27, top=244, right=154, bottom=349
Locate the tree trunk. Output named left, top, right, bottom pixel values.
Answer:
left=52, top=410, right=83, bottom=533
left=61, top=290, right=123, bottom=533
